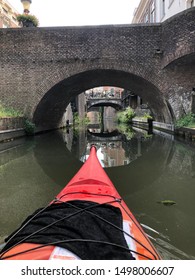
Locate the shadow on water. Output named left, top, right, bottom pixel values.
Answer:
left=33, top=131, right=83, bottom=187
left=33, top=128, right=171, bottom=197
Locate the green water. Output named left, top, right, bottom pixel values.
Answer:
left=0, top=126, right=195, bottom=259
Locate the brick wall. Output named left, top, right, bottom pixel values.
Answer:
left=0, top=7, right=194, bottom=131
left=0, top=117, right=24, bottom=130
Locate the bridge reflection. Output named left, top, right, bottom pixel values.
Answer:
left=86, top=128, right=136, bottom=167
left=87, top=129, right=122, bottom=140
left=33, top=123, right=170, bottom=196
left=81, top=142, right=132, bottom=168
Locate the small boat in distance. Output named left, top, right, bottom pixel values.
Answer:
left=0, top=146, right=161, bottom=260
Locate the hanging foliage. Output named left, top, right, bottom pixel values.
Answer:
left=17, top=14, right=39, bottom=27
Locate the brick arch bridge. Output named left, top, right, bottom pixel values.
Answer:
left=0, top=8, right=194, bottom=131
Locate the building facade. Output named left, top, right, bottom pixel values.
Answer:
left=132, top=0, right=195, bottom=23
left=0, top=0, right=19, bottom=28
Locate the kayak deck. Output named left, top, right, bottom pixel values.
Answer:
left=0, top=146, right=161, bottom=260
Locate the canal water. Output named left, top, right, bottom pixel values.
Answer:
left=0, top=123, right=195, bottom=259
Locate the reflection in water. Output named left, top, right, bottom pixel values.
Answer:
left=81, top=142, right=131, bottom=167
left=0, top=123, right=195, bottom=260
left=71, top=125, right=152, bottom=168
left=84, top=128, right=132, bottom=167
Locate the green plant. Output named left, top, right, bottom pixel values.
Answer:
left=133, top=113, right=153, bottom=121
left=17, top=14, right=39, bottom=27
left=0, top=103, right=23, bottom=118
left=24, top=119, right=35, bottom=135
left=143, top=113, right=153, bottom=119
left=117, top=124, right=135, bottom=140
left=175, top=113, right=195, bottom=128
left=117, top=107, right=135, bottom=124
left=73, top=112, right=90, bottom=126
left=73, top=112, right=79, bottom=124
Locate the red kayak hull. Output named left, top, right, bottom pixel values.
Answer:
left=1, top=146, right=161, bottom=260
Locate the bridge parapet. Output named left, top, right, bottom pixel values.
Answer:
left=87, top=98, right=122, bottom=110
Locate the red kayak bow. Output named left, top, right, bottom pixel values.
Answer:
left=0, top=146, right=161, bottom=260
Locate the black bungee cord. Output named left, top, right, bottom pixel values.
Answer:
left=0, top=192, right=157, bottom=260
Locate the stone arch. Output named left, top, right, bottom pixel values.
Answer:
left=162, top=7, right=195, bottom=68
left=87, top=101, right=123, bottom=111
left=30, top=57, right=162, bottom=118
left=163, top=51, right=195, bottom=69
left=161, top=52, right=195, bottom=119
left=33, top=69, right=173, bottom=131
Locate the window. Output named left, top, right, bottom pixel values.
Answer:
left=3, top=8, right=8, bottom=14
left=144, top=10, right=149, bottom=23
left=161, top=0, right=166, bottom=19
left=3, top=23, right=9, bottom=28
left=186, top=0, right=195, bottom=8
left=150, top=1, right=155, bottom=23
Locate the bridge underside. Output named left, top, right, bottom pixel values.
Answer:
left=88, top=102, right=122, bottom=111
left=33, top=69, right=172, bottom=131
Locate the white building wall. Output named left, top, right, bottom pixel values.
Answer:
left=160, top=0, right=186, bottom=21
left=0, top=0, right=19, bottom=28
left=132, top=0, right=195, bottom=23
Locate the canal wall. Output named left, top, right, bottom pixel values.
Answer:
left=132, top=119, right=174, bottom=134
left=153, top=121, right=174, bottom=134
left=0, top=117, right=195, bottom=142
left=132, top=118, right=195, bottom=141
left=132, top=118, right=153, bottom=131
left=0, top=129, right=25, bottom=142
left=0, top=117, right=25, bottom=142
left=0, top=117, right=24, bottom=130
left=152, top=121, right=195, bottom=140
left=175, top=127, right=195, bottom=141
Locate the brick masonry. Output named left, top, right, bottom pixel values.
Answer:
left=0, top=8, right=194, bottom=131
left=0, top=117, right=24, bottom=130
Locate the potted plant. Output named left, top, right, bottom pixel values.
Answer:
left=17, top=14, right=39, bottom=27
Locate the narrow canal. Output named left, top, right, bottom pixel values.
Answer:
left=0, top=123, right=195, bottom=259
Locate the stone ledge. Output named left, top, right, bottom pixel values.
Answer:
left=175, top=127, right=195, bottom=140
left=0, top=129, right=25, bottom=142
left=153, top=121, right=174, bottom=133
left=131, top=118, right=151, bottom=131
